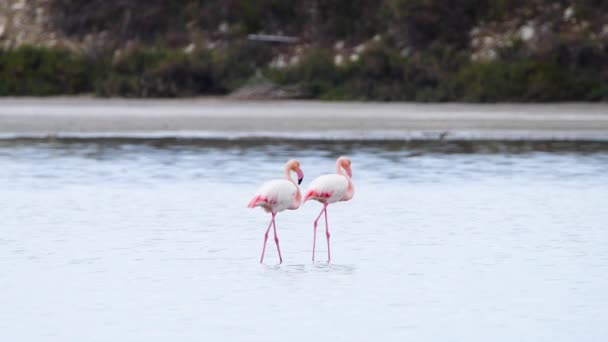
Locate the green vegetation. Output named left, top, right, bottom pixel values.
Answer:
left=268, top=43, right=607, bottom=101
left=1, top=42, right=606, bottom=101
left=0, top=47, right=97, bottom=96
left=0, top=43, right=273, bottom=98
left=96, top=42, right=273, bottom=97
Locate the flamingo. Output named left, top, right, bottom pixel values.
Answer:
left=304, top=156, right=354, bottom=262
left=247, top=159, right=304, bottom=264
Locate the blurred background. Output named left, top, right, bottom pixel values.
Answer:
left=0, top=0, right=607, bottom=101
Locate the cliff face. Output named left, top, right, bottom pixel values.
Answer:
left=2, top=0, right=607, bottom=62
left=0, top=0, right=116, bottom=52
left=470, top=3, right=608, bottom=62
left=0, top=0, right=59, bottom=49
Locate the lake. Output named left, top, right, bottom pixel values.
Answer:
left=1, top=138, right=607, bottom=341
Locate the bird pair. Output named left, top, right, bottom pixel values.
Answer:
left=247, top=156, right=354, bottom=264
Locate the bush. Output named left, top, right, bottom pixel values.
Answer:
left=269, top=43, right=460, bottom=101
left=213, top=41, right=274, bottom=90
left=97, top=49, right=220, bottom=97
left=1, top=43, right=606, bottom=101
left=269, top=48, right=340, bottom=98
left=0, top=46, right=97, bottom=95
left=451, top=59, right=603, bottom=102
left=96, top=44, right=268, bottom=97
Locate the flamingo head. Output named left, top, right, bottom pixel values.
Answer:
left=285, top=159, right=304, bottom=185
left=337, top=156, right=352, bottom=177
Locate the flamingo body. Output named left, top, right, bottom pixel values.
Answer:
left=248, top=179, right=301, bottom=213
left=304, top=174, right=350, bottom=204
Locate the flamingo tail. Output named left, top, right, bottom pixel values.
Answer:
left=303, top=190, right=316, bottom=202
left=247, top=195, right=262, bottom=208
left=304, top=190, right=331, bottom=202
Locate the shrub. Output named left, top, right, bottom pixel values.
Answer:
left=0, top=46, right=97, bottom=95
left=95, top=44, right=266, bottom=97
left=269, top=48, right=340, bottom=98
left=269, top=43, right=460, bottom=101
left=451, top=59, right=604, bottom=102
left=96, top=48, right=222, bottom=97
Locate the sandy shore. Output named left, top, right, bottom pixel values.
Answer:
left=1, top=97, right=607, bottom=140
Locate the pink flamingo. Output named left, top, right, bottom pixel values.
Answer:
left=304, top=156, right=354, bottom=262
left=248, top=159, right=304, bottom=264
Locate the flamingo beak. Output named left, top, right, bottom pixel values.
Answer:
left=297, top=169, right=304, bottom=185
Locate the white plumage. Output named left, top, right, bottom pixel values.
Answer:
left=305, top=174, right=349, bottom=204
left=250, top=179, right=301, bottom=212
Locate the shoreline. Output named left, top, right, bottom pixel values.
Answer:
left=1, top=98, right=608, bottom=141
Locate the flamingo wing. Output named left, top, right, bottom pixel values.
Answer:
left=304, top=174, right=349, bottom=203
left=248, top=179, right=299, bottom=212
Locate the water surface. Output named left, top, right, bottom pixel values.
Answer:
left=1, top=139, right=607, bottom=341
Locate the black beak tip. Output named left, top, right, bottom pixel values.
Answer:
left=298, top=178, right=303, bottom=185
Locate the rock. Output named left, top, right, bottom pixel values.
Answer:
left=563, top=6, right=575, bottom=21
left=183, top=43, right=195, bottom=54
left=16, top=31, right=25, bottom=46
left=334, top=54, right=344, bottom=66
left=12, top=1, right=25, bottom=11
left=218, top=22, right=229, bottom=33
left=485, top=50, right=497, bottom=60
left=471, top=48, right=497, bottom=62
left=270, top=55, right=287, bottom=69
left=229, top=79, right=306, bottom=100
left=519, top=25, right=535, bottom=41
left=349, top=53, right=359, bottom=62
left=35, top=8, right=46, bottom=25
left=471, top=37, right=480, bottom=48
left=289, top=55, right=299, bottom=66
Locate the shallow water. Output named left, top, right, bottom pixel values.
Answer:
left=1, top=139, right=608, bottom=341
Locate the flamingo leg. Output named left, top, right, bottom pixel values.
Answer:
left=312, top=203, right=327, bottom=262
left=259, top=214, right=274, bottom=263
left=272, top=213, right=283, bottom=264
left=324, top=205, right=331, bottom=263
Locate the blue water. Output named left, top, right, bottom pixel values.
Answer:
left=1, top=139, right=608, bottom=341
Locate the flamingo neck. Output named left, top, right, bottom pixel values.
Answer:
left=336, top=161, right=354, bottom=201
left=284, top=167, right=296, bottom=184
left=285, top=165, right=302, bottom=210
left=336, top=163, right=350, bottom=178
